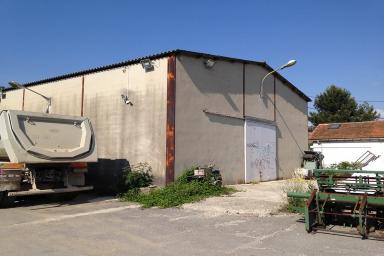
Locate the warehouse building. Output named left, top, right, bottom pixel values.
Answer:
left=0, top=50, right=310, bottom=191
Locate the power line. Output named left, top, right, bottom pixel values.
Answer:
left=308, top=96, right=384, bottom=103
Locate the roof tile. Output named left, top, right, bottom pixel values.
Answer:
left=309, top=120, right=384, bottom=141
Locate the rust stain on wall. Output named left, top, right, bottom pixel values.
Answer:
left=165, top=55, right=176, bottom=184
left=273, top=77, right=276, bottom=121
left=22, top=89, right=25, bottom=111
left=81, top=76, right=85, bottom=116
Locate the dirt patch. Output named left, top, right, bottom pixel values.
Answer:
left=182, top=180, right=287, bottom=217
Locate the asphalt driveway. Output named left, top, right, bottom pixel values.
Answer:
left=0, top=193, right=382, bottom=256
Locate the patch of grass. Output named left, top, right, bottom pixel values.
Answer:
left=121, top=167, right=236, bottom=208
left=123, top=181, right=235, bottom=208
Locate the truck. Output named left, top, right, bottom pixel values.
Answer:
left=0, top=110, right=97, bottom=207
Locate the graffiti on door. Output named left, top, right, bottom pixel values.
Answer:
left=247, top=142, right=273, bottom=177
left=245, top=120, right=277, bottom=182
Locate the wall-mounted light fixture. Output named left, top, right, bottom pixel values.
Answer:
left=204, top=59, right=216, bottom=69
left=140, top=59, right=154, bottom=72
left=259, top=59, right=297, bottom=98
left=121, top=94, right=133, bottom=106
left=9, top=81, right=52, bottom=113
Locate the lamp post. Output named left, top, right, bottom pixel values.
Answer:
left=259, top=60, right=297, bottom=98
left=8, top=81, right=52, bottom=113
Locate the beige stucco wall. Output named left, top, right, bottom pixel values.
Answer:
left=246, top=63, right=308, bottom=179
left=0, top=89, right=24, bottom=110
left=83, top=59, right=168, bottom=185
left=174, top=56, right=245, bottom=183
left=0, top=58, right=168, bottom=189
left=244, top=64, right=274, bottom=121
left=23, top=78, right=83, bottom=115
left=175, top=55, right=308, bottom=183
left=274, top=79, right=308, bottom=178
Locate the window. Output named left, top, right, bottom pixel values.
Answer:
left=328, top=123, right=340, bottom=129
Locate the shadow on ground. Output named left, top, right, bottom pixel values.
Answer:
left=10, top=192, right=115, bottom=210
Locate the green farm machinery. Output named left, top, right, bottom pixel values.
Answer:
left=287, top=169, right=384, bottom=239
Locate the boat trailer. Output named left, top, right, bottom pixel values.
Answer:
left=287, top=169, right=384, bottom=239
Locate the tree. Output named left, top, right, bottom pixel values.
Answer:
left=309, top=85, right=380, bottom=126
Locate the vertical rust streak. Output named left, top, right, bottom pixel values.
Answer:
left=273, top=77, right=276, bottom=121
left=273, top=76, right=278, bottom=178
left=81, top=76, right=85, bottom=116
left=166, top=55, right=176, bottom=184
left=22, top=89, right=25, bottom=111
left=242, top=63, right=245, bottom=117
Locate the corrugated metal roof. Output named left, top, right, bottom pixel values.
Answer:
left=4, top=49, right=310, bottom=102
left=309, top=120, right=384, bottom=141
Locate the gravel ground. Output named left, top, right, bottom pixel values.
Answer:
left=182, top=180, right=287, bottom=217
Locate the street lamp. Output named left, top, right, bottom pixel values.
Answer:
left=8, top=81, right=52, bottom=113
left=259, top=60, right=297, bottom=98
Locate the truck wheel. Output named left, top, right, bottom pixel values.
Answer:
left=0, top=192, right=15, bottom=208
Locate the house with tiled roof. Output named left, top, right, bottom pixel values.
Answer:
left=310, top=121, right=384, bottom=170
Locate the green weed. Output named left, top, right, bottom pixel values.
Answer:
left=121, top=167, right=236, bottom=208
left=119, top=162, right=153, bottom=192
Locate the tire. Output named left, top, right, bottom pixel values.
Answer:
left=0, top=191, right=15, bottom=208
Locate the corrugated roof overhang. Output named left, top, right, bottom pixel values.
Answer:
left=3, top=49, right=311, bottom=102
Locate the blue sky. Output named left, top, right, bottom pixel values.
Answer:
left=0, top=0, right=383, bottom=115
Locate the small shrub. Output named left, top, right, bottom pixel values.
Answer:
left=175, top=166, right=197, bottom=184
left=120, top=162, right=153, bottom=192
left=330, top=161, right=362, bottom=170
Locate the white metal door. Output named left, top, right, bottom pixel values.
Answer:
left=245, top=120, right=277, bottom=182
